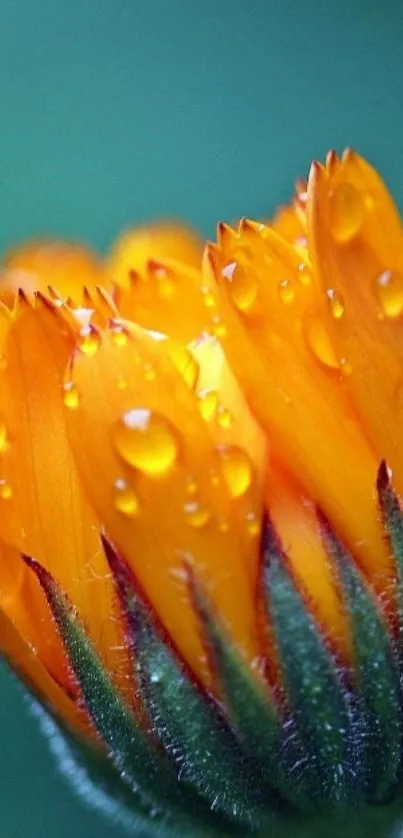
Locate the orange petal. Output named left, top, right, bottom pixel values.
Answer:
left=0, top=295, right=128, bottom=689
left=0, top=604, right=91, bottom=737
left=205, top=223, right=390, bottom=591
left=112, top=258, right=209, bottom=343
left=308, top=151, right=403, bottom=494
left=64, top=322, right=262, bottom=684
left=108, top=222, right=203, bottom=288
left=266, top=460, right=348, bottom=658
left=0, top=240, right=108, bottom=305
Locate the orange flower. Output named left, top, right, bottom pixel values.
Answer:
left=1, top=158, right=403, bottom=837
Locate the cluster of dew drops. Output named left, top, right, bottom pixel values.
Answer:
left=60, top=308, right=260, bottom=543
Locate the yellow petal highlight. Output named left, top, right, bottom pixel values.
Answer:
left=64, top=322, right=262, bottom=684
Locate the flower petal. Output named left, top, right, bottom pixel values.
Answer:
left=205, top=223, right=389, bottom=590
left=308, top=151, right=403, bottom=493
left=64, top=322, right=262, bottom=684
left=108, top=222, right=203, bottom=286
left=0, top=295, right=127, bottom=687
left=0, top=240, right=108, bottom=305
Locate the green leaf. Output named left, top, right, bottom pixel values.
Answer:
left=23, top=554, right=211, bottom=833
left=262, top=516, right=354, bottom=809
left=190, top=567, right=314, bottom=814
left=103, top=537, right=276, bottom=835
left=319, top=510, right=402, bottom=803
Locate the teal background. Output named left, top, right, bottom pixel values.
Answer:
left=0, top=0, right=403, bottom=835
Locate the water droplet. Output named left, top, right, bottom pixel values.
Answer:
left=246, top=512, right=260, bottom=536
left=184, top=500, right=212, bottom=528
left=210, top=469, right=220, bottom=488
left=114, top=409, right=178, bottom=477
left=149, top=263, right=176, bottom=299
left=117, top=376, right=128, bottom=391
left=185, top=476, right=198, bottom=497
left=143, top=363, right=156, bottom=381
left=217, top=445, right=252, bottom=498
left=111, top=323, right=129, bottom=347
left=340, top=357, right=352, bottom=376
left=375, top=270, right=403, bottom=319
left=63, top=381, right=80, bottom=410
left=0, top=418, right=7, bottom=452
left=217, top=517, right=230, bottom=533
left=278, top=278, right=295, bottom=305
left=304, top=312, right=340, bottom=369
left=211, top=315, right=227, bottom=338
left=113, top=479, right=139, bottom=517
left=222, top=261, right=258, bottom=312
left=201, top=285, right=216, bottom=308
left=329, top=182, right=365, bottom=243
left=170, top=346, right=199, bottom=389
left=0, top=479, right=12, bottom=500
left=216, top=405, right=233, bottom=429
left=78, top=325, right=101, bottom=356
left=326, top=289, right=345, bottom=319
left=198, top=389, right=219, bottom=422
left=297, top=263, right=311, bottom=287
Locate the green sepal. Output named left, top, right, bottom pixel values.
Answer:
left=189, top=567, right=313, bottom=814
left=22, top=555, right=203, bottom=828
left=319, top=509, right=402, bottom=803
left=377, top=461, right=403, bottom=651
left=103, top=537, right=275, bottom=835
left=262, top=516, right=354, bottom=809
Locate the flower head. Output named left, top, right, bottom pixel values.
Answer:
left=1, top=154, right=403, bottom=836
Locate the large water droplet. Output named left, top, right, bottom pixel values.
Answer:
left=326, top=289, right=345, bottom=319
left=111, top=322, right=129, bottom=347
left=114, top=479, right=139, bottom=517
left=78, top=324, right=101, bottom=356
left=304, top=312, right=340, bottom=369
left=211, top=315, right=227, bottom=338
left=114, top=409, right=178, bottom=477
left=217, top=445, right=252, bottom=497
left=149, top=263, right=176, bottom=299
left=222, top=261, right=258, bottom=312
left=278, top=278, right=295, bottom=305
left=184, top=500, right=212, bottom=528
left=329, top=182, right=365, bottom=243
left=198, top=389, right=219, bottom=422
left=63, top=381, right=80, bottom=410
left=216, top=405, right=233, bottom=429
left=375, top=270, right=403, bottom=319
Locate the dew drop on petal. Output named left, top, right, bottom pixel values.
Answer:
left=222, top=261, right=258, bottom=312
left=329, top=182, right=365, bottom=243
left=375, top=270, right=403, bottom=319
left=113, top=479, right=139, bottom=517
left=148, top=264, right=176, bottom=299
left=246, top=512, right=260, bottom=537
left=78, top=325, right=101, bottom=356
left=111, top=323, right=129, bottom=347
left=198, top=389, right=219, bottom=422
left=201, top=285, right=216, bottom=309
left=278, top=278, right=295, bottom=305
left=113, top=409, right=178, bottom=477
left=297, top=263, right=311, bottom=287
left=63, top=381, right=80, bottom=410
left=217, top=445, right=253, bottom=498
left=184, top=500, right=212, bottom=528
left=0, top=479, right=12, bottom=500
left=143, top=363, right=156, bottom=381
left=326, top=288, right=345, bottom=319
left=303, top=312, right=340, bottom=369
left=211, top=315, right=227, bottom=338
left=216, top=405, right=233, bottom=429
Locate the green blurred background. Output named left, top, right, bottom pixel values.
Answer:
left=0, top=0, right=403, bottom=835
